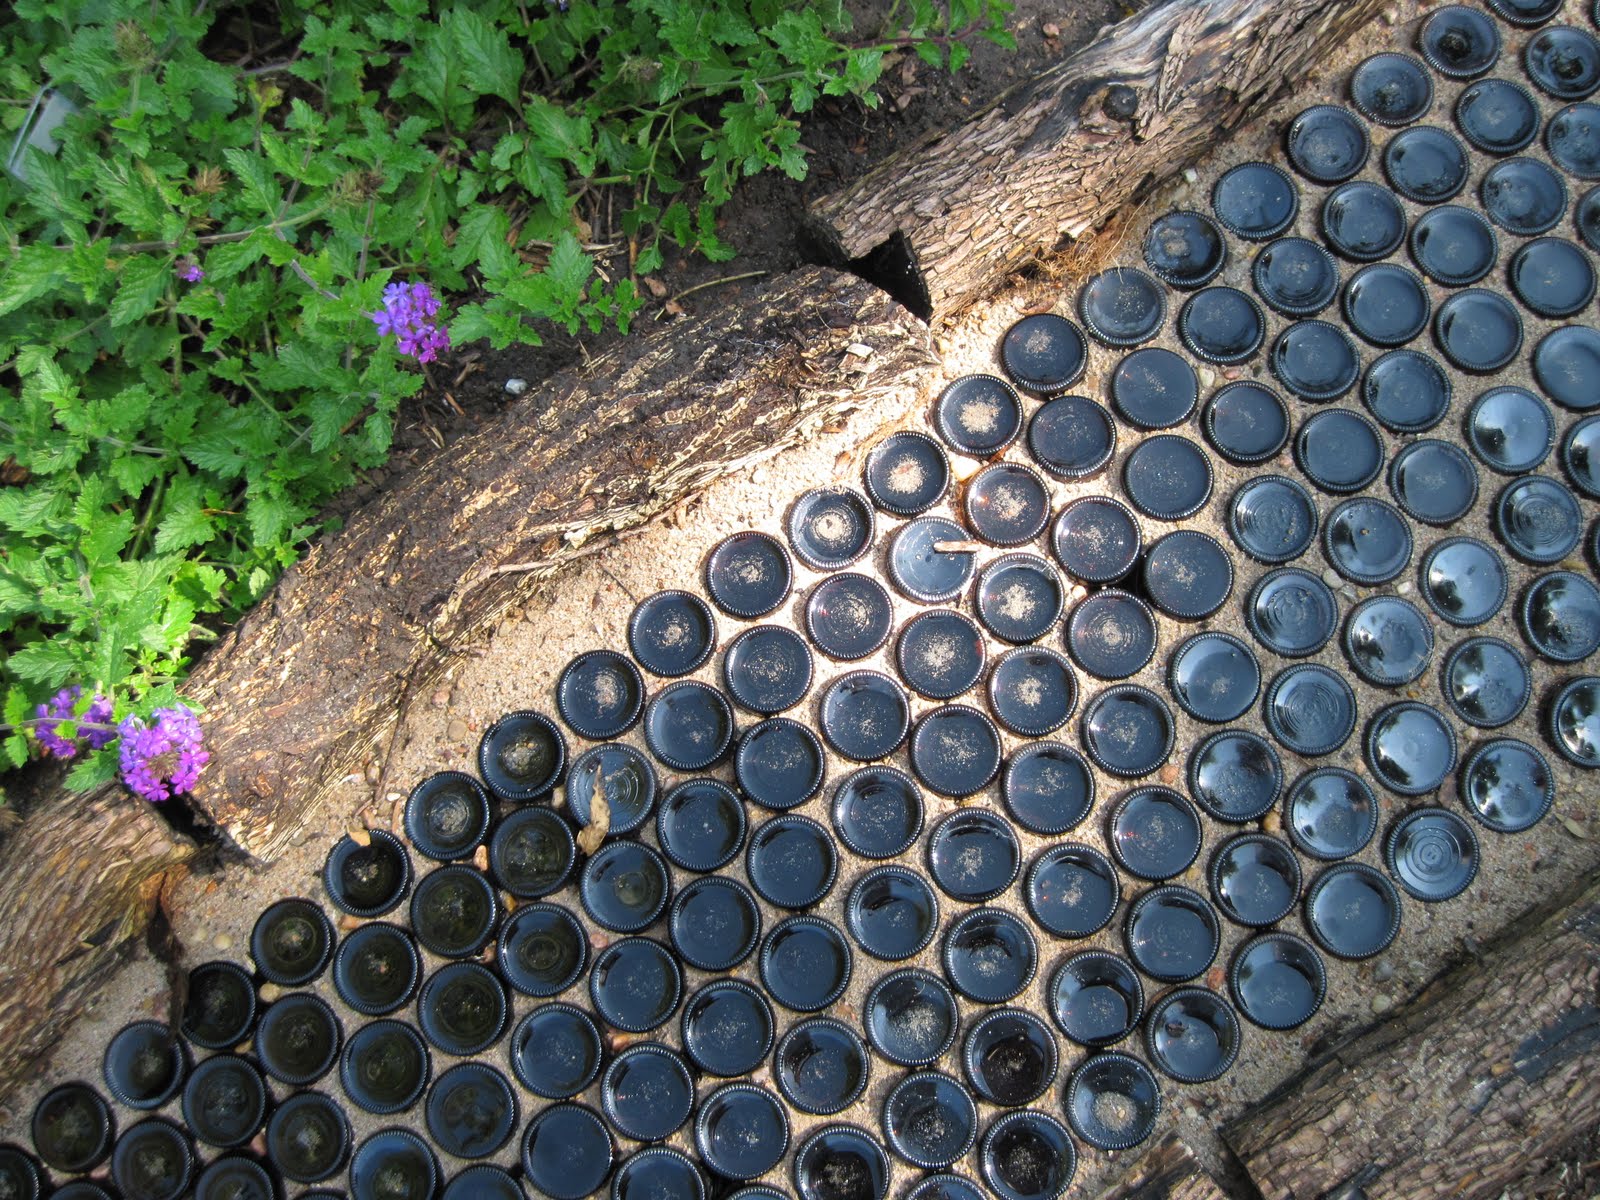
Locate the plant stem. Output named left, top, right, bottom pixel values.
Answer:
left=53, top=205, right=330, bottom=255
left=1, top=719, right=121, bottom=734
left=128, top=472, right=167, bottom=561
left=100, top=436, right=171, bottom=457
left=654, top=270, right=767, bottom=315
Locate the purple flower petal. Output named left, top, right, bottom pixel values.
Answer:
left=118, top=704, right=209, bottom=802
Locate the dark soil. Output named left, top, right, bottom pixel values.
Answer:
left=336, top=0, right=1138, bottom=522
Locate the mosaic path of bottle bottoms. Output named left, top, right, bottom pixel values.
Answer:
left=15, top=3, right=1600, bottom=1198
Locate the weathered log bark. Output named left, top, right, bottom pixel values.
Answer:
left=0, top=793, right=190, bottom=1095
left=179, top=266, right=932, bottom=859
left=1095, top=1137, right=1233, bottom=1200
left=1225, top=876, right=1600, bottom=1199
left=802, top=0, right=1389, bottom=322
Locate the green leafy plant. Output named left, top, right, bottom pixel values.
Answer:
left=0, top=0, right=1012, bottom=789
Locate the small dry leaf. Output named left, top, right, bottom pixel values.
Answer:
left=346, top=824, right=372, bottom=847
left=576, top=757, right=611, bottom=856
left=1560, top=816, right=1591, bottom=840
left=933, top=540, right=984, bottom=554
left=643, top=276, right=668, bottom=298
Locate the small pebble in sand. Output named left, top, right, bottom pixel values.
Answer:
left=1371, top=994, right=1394, bottom=1013
left=213, top=932, right=233, bottom=951
left=1373, top=959, right=1395, bottom=983
left=504, top=378, right=529, bottom=396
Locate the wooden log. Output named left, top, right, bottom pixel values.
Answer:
left=1094, top=1136, right=1233, bottom=1200
left=0, top=793, right=190, bottom=1096
left=801, top=0, right=1389, bottom=322
left=1224, top=876, right=1600, bottom=1199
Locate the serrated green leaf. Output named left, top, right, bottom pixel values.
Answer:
left=635, top=243, right=665, bottom=276
left=109, top=256, right=171, bottom=327
left=0, top=487, right=63, bottom=535
left=546, top=231, right=592, bottom=302
left=244, top=487, right=302, bottom=547
left=222, top=146, right=280, bottom=215
left=525, top=97, right=595, bottom=176
left=66, top=750, right=120, bottom=790
left=446, top=10, right=523, bottom=106
left=107, top=450, right=166, bottom=497
left=9, top=639, right=82, bottom=688
left=153, top=476, right=215, bottom=554
left=4, top=686, right=29, bottom=732
left=3, top=735, right=27, bottom=771
left=0, top=572, right=42, bottom=619
left=246, top=566, right=274, bottom=600
left=0, top=245, right=68, bottom=318
left=203, top=238, right=267, bottom=281
left=451, top=204, right=516, bottom=276
left=82, top=510, right=136, bottom=567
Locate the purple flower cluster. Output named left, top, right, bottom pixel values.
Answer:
left=371, top=281, right=451, bottom=363
left=34, top=686, right=115, bottom=759
left=118, top=705, right=209, bottom=802
left=178, top=261, right=204, bottom=283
